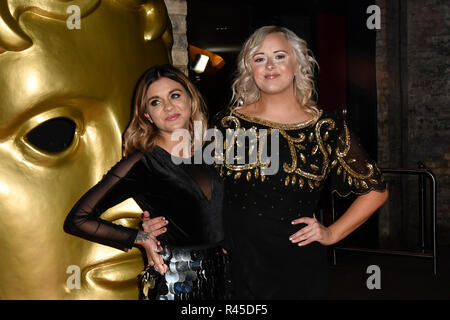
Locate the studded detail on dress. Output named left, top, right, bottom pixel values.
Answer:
left=210, top=108, right=386, bottom=299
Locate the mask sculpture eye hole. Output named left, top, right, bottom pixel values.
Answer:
left=26, top=117, right=76, bottom=153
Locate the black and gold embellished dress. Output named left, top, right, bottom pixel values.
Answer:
left=212, top=108, right=386, bottom=299
left=64, top=145, right=230, bottom=300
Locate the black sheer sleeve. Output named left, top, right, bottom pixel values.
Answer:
left=327, top=114, right=387, bottom=197
left=64, top=151, right=147, bottom=251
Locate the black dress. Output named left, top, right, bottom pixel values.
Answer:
left=64, top=145, right=229, bottom=300
left=212, top=108, right=387, bottom=300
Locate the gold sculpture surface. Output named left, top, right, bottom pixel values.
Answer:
left=0, top=0, right=172, bottom=299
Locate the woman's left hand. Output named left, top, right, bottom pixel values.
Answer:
left=289, top=215, right=335, bottom=247
left=142, top=211, right=168, bottom=238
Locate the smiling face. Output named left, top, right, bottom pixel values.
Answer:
left=250, top=32, right=299, bottom=96
left=0, top=0, right=171, bottom=299
left=144, top=77, right=192, bottom=142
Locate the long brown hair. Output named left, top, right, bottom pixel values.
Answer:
left=123, top=64, right=208, bottom=156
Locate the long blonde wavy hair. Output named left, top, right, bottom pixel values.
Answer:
left=123, top=64, right=208, bottom=156
left=231, top=26, right=320, bottom=117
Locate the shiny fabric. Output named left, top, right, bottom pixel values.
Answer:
left=212, top=109, right=387, bottom=300
left=139, top=245, right=232, bottom=300
left=64, top=145, right=227, bottom=299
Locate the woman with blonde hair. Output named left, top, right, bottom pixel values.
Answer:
left=64, top=64, right=230, bottom=300
left=209, top=26, right=388, bottom=299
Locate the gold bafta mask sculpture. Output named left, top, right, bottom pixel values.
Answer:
left=0, top=0, right=172, bottom=299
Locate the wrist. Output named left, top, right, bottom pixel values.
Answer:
left=134, top=230, right=151, bottom=246
left=325, top=226, right=339, bottom=246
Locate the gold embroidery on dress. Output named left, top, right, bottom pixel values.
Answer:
left=218, top=112, right=339, bottom=189
left=217, top=111, right=380, bottom=192
left=231, top=109, right=322, bottom=130
left=219, top=115, right=271, bottom=175
left=281, top=130, right=306, bottom=174
left=282, top=118, right=335, bottom=185
left=334, top=123, right=377, bottom=190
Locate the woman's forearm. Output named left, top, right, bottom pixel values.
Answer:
left=134, top=230, right=151, bottom=245
left=328, top=189, right=389, bottom=245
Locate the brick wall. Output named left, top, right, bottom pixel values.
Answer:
left=164, top=0, right=188, bottom=73
left=376, top=0, right=450, bottom=245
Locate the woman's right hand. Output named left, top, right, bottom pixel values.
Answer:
left=134, top=230, right=168, bottom=275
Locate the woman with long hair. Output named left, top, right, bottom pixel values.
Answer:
left=215, top=25, right=388, bottom=299
left=147, top=26, right=388, bottom=299
left=64, top=64, right=229, bottom=300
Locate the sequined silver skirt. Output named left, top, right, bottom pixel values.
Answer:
left=138, top=244, right=232, bottom=300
